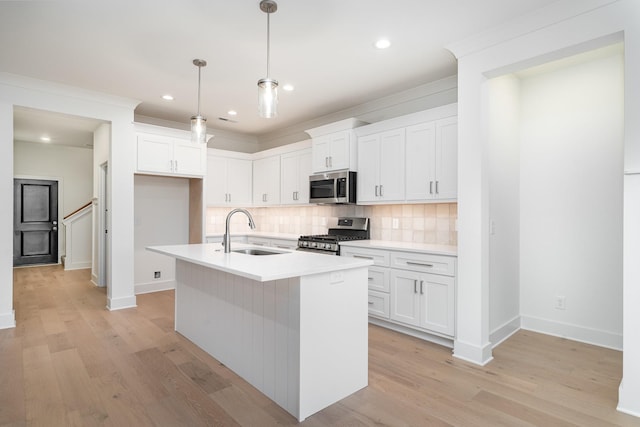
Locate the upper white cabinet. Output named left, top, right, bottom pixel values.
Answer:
left=206, top=151, right=252, bottom=206
left=253, top=155, right=281, bottom=206
left=136, top=132, right=206, bottom=177
left=357, top=128, right=406, bottom=203
left=405, top=116, right=458, bottom=201
left=281, top=148, right=312, bottom=205
left=355, top=103, right=458, bottom=204
left=305, top=118, right=367, bottom=173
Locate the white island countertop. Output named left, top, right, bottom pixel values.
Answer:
left=147, top=243, right=373, bottom=282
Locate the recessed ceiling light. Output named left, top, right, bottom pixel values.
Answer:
left=228, top=110, right=237, bottom=116
left=283, top=84, right=294, bottom=92
left=40, top=136, right=51, bottom=142
left=162, top=94, right=174, bottom=101
left=374, top=38, right=391, bottom=49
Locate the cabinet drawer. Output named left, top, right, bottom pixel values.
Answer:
left=390, top=251, right=455, bottom=276
left=367, top=266, right=390, bottom=292
left=368, top=290, right=390, bottom=319
left=341, top=247, right=390, bottom=266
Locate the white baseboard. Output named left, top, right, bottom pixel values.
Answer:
left=106, top=295, right=137, bottom=311
left=64, top=261, right=92, bottom=271
left=618, top=380, right=640, bottom=417
left=521, top=315, right=622, bottom=351
left=135, top=280, right=176, bottom=295
left=453, top=338, right=494, bottom=366
left=0, top=310, right=16, bottom=329
left=490, top=316, right=521, bottom=349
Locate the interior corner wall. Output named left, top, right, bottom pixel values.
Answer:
left=487, top=75, right=521, bottom=346
left=92, top=123, right=109, bottom=285
left=134, top=175, right=189, bottom=294
left=519, top=49, right=624, bottom=349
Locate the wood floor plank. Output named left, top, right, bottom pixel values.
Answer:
left=3, top=265, right=640, bottom=427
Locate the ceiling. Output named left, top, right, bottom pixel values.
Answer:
left=1, top=0, right=558, bottom=148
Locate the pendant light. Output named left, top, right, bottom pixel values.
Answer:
left=258, top=0, right=278, bottom=118
left=191, top=59, right=207, bottom=144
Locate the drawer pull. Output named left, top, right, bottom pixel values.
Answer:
left=368, top=277, right=374, bottom=281
left=406, top=261, right=434, bottom=268
left=354, top=255, right=374, bottom=260
left=420, top=280, right=424, bottom=294
left=368, top=301, right=374, bottom=305
left=414, top=279, right=417, bottom=294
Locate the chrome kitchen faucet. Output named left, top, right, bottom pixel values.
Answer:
left=222, top=208, right=256, bottom=253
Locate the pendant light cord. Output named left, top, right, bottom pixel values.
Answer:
left=266, top=10, right=271, bottom=78
left=197, top=64, right=202, bottom=116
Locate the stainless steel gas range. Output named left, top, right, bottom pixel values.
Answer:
left=297, top=217, right=370, bottom=255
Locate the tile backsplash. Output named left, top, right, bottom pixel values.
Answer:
left=206, top=203, right=457, bottom=246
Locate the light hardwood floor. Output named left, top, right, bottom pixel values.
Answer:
left=1, top=265, right=639, bottom=426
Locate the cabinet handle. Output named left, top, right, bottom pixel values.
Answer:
left=263, top=194, right=267, bottom=202
left=380, top=185, right=384, bottom=197
left=368, top=277, right=374, bottom=281
left=435, top=181, right=439, bottom=194
left=329, top=156, right=333, bottom=168
left=353, top=255, right=373, bottom=260
left=228, top=193, right=231, bottom=202
left=429, top=181, right=433, bottom=194
left=420, top=280, right=424, bottom=294
left=414, top=279, right=418, bottom=294
left=406, top=261, right=434, bottom=268
left=375, top=185, right=379, bottom=197
left=169, top=160, right=173, bottom=171
left=325, top=157, right=329, bottom=168
left=175, top=160, right=178, bottom=171
left=368, top=301, right=374, bottom=305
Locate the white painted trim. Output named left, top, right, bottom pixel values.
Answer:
left=453, top=338, right=494, bottom=366
left=490, top=316, right=521, bottom=349
left=304, top=118, right=368, bottom=138
left=618, top=380, right=640, bottom=417
left=0, top=310, right=16, bottom=329
left=355, top=103, right=458, bottom=137
left=63, top=261, right=91, bottom=271
left=106, top=295, right=137, bottom=311
left=135, top=280, right=176, bottom=295
left=521, top=315, right=622, bottom=351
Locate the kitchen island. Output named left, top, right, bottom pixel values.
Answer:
left=147, top=243, right=373, bottom=422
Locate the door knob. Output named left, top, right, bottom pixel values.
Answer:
left=52, top=226, right=58, bottom=231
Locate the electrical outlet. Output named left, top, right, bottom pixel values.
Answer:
left=392, top=218, right=399, bottom=229
left=555, top=295, right=566, bottom=310
left=154, top=271, right=161, bottom=279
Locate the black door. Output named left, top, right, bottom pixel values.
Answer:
left=13, top=179, right=59, bottom=266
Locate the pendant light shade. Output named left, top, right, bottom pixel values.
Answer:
left=191, top=59, right=207, bottom=144
left=258, top=0, right=278, bottom=118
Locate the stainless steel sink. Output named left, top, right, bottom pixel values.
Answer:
left=231, top=248, right=287, bottom=256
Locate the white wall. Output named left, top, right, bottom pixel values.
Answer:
left=0, top=102, right=15, bottom=328
left=134, top=174, right=189, bottom=294
left=91, top=123, right=110, bottom=285
left=448, top=0, right=640, bottom=416
left=487, top=75, right=521, bottom=345
left=14, top=141, right=93, bottom=215
left=519, top=48, right=624, bottom=348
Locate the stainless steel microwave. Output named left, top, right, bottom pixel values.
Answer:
left=309, top=170, right=357, bottom=204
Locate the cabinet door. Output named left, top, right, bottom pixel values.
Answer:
left=327, top=131, right=350, bottom=171
left=389, top=270, right=421, bottom=327
left=405, top=122, right=436, bottom=201
left=226, top=158, right=253, bottom=205
left=253, top=156, right=280, bottom=206
left=419, top=274, right=455, bottom=336
left=434, top=117, right=458, bottom=200
left=379, top=129, right=405, bottom=201
left=357, top=134, right=380, bottom=202
left=296, top=149, right=312, bottom=204
left=173, top=139, right=206, bottom=176
left=312, top=136, right=331, bottom=173
left=206, top=155, right=228, bottom=205
left=137, top=134, right=173, bottom=174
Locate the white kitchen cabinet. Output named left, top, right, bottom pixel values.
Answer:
left=342, top=243, right=456, bottom=339
left=136, top=133, right=206, bottom=177
left=206, top=154, right=252, bottom=206
left=357, top=128, right=405, bottom=203
left=280, top=148, right=312, bottom=205
left=311, top=130, right=353, bottom=173
left=253, top=155, right=281, bottom=206
left=405, top=116, right=458, bottom=201
left=389, top=269, right=455, bottom=336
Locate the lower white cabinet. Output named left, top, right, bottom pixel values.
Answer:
left=341, top=244, right=456, bottom=339
left=389, top=269, right=455, bottom=336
